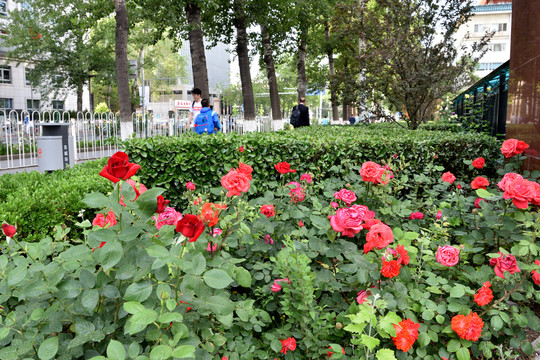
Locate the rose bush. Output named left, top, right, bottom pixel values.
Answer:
left=0, top=136, right=539, bottom=360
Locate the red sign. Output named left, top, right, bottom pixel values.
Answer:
left=174, top=100, right=192, bottom=110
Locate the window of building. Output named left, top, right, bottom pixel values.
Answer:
left=0, top=66, right=11, bottom=84
left=483, top=43, right=507, bottom=52
left=25, top=67, right=34, bottom=86
left=477, top=62, right=503, bottom=71
left=498, top=23, right=507, bottom=32
left=52, top=100, right=64, bottom=110
left=173, top=90, right=182, bottom=95
left=27, top=99, right=40, bottom=110
left=0, top=1, right=7, bottom=15
left=474, top=23, right=508, bottom=33
left=0, top=98, right=12, bottom=109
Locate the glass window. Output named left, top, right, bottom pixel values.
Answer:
left=0, top=98, right=12, bottom=109
left=52, top=100, right=64, bottom=110
left=25, top=68, right=34, bottom=86
left=0, top=1, right=7, bottom=15
left=498, top=23, right=507, bottom=32
left=26, top=99, right=40, bottom=110
left=0, top=65, right=11, bottom=84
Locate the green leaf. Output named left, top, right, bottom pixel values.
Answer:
left=456, top=347, right=471, bottom=360
left=378, top=311, right=401, bottom=337
left=98, top=241, right=123, bottom=271
left=146, top=245, right=169, bottom=258
left=422, top=309, right=435, bottom=321
left=107, top=339, right=126, bottom=360
left=0, top=327, right=10, bottom=341
left=38, top=336, right=59, bottom=360
left=166, top=298, right=176, bottom=312
left=171, top=345, right=195, bottom=358
left=158, top=313, right=183, bottom=323
left=447, top=339, right=461, bottom=353
left=123, top=301, right=145, bottom=314
left=376, top=348, right=397, bottom=360
left=235, top=267, right=252, bottom=287
left=124, top=281, right=153, bottom=302
left=490, top=316, right=503, bottom=330
left=475, top=189, right=497, bottom=199
left=8, top=266, right=27, bottom=286
left=206, top=295, right=234, bottom=316
left=81, top=289, right=99, bottom=311
left=150, top=345, right=172, bottom=360
left=188, top=253, right=206, bottom=276
left=270, top=339, right=282, bottom=352
left=450, top=285, right=465, bottom=298
left=82, top=192, right=109, bottom=208
left=203, top=269, right=234, bottom=289
left=118, top=227, right=141, bottom=242
left=360, top=334, right=380, bottom=351
left=403, top=231, right=419, bottom=241
left=130, top=308, right=158, bottom=326
left=57, top=279, right=82, bottom=299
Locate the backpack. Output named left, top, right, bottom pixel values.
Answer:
left=290, top=106, right=300, bottom=127
left=194, top=112, right=214, bottom=134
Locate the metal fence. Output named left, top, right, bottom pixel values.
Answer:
left=0, top=111, right=272, bottom=171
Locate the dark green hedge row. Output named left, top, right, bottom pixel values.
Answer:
left=124, top=124, right=502, bottom=207
left=0, top=159, right=113, bottom=241
left=418, top=122, right=463, bottom=132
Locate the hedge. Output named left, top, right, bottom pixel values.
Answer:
left=124, top=124, right=502, bottom=207
left=0, top=159, right=113, bottom=241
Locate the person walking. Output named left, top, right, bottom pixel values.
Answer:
left=290, top=97, right=310, bottom=128
left=193, top=98, right=221, bottom=134
left=186, top=88, right=202, bottom=131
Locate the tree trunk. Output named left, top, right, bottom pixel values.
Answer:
left=77, top=82, right=83, bottom=112
left=233, top=0, right=255, bottom=121
left=114, top=0, right=133, bottom=140
left=297, top=35, right=307, bottom=99
left=342, top=103, right=348, bottom=122
left=325, top=20, right=339, bottom=122
left=260, top=24, right=281, bottom=120
left=185, top=2, right=209, bottom=98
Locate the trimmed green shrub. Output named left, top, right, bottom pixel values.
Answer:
left=123, top=124, right=501, bottom=207
left=0, top=159, right=113, bottom=241
left=418, top=122, right=463, bottom=132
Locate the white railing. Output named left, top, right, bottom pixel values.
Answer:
left=0, top=111, right=274, bottom=170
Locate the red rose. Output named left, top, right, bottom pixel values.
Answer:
left=239, top=146, right=244, bottom=152
left=327, top=346, right=345, bottom=358
left=451, top=312, right=484, bottom=341
left=441, top=171, right=456, bottom=184
left=274, top=162, right=296, bottom=174
left=381, top=259, right=401, bottom=278
left=474, top=197, right=486, bottom=208
left=200, top=203, right=225, bottom=227
left=298, top=220, right=304, bottom=227
left=360, top=161, right=383, bottom=183
left=530, top=182, right=540, bottom=206
left=489, top=251, right=520, bottom=279
left=392, top=319, right=420, bottom=352
left=221, top=169, right=251, bottom=197
left=280, top=337, right=296, bottom=354
left=474, top=281, right=493, bottom=306
left=238, top=162, right=253, bottom=180
left=176, top=214, right=205, bottom=242
left=501, top=139, right=529, bottom=158
left=156, top=195, right=170, bottom=214
left=2, top=223, right=16, bottom=238
left=260, top=204, right=276, bottom=218
left=472, top=157, right=485, bottom=169
left=497, top=172, right=523, bottom=192
left=532, top=259, right=540, bottom=285
left=99, top=151, right=140, bottom=183
left=471, top=176, right=489, bottom=190
left=363, top=222, right=394, bottom=254
left=186, top=181, right=196, bottom=191
left=503, top=178, right=536, bottom=209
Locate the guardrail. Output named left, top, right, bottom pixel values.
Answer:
left=0, top=111, right=273, bottom=171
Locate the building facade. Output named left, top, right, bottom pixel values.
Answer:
left=455, top=0, right=512, bottom=78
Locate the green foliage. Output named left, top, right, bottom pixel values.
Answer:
left=123, top=124, right=502, bottom=208
left=0, top=159, right=113, bottom=242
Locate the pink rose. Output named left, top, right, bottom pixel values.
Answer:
left=120, top=180, right=147, bottom=206
left=501, top=139, right=529, bottom=158
left=264, top=234, right=274, bottom=245
left=271, top=278, right=290, bottom=292
left=442, top=172, right=456, bottom=184
left=532, top=259, right=540, bottom=285
left=212, top=228, right=223, bottom=237
left=490, top=251, right=520, bottom=279
left=363, top=222, right=394, bottom=254
left=503, top=178, right=536, bottom=209
left=186, top=181, right=196, bottom=191
left=531, top=182, right=540, bottom=206
left=330, top=201, right=338, bottom=209
left=289, top=187, right=305, bottom=203
left=360, top=161, right=383, bottom=184
left=329, top=207, right=364, bottom=237
left=300, top=173, right=312, bottom=183
left=356, top=289, right=371, bottom=305
left=92, top=210, right=117, bottom=228
left=154, top=207, right=183, bottom=230
left=497, top=172, right=523, bottom=192
left=436, top=245, right=460, bottom=267
left=207, top=242, right=218, bottom=252
left=334, top=189, right=357, bottom=206
left=221, top=169, right=251, bottom=197
left=436, top=210, right=442, bottom=220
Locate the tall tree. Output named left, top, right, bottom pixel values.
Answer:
left=5, top=0, right=113, bottom=111
left=114, top=0, right=133, bottom=140
left=260, top=24, right=281, bottom=120
left=185, top=2, right=209, bottom=98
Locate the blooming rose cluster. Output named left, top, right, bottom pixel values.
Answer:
left=392, top=319, right=420, bottom=352
left=502, top=177, right=540, bottom=209
left=451, top=312, right=484, bottom=341
left=489, top=251, right=520, bottom=279
left=333, top=188, right=357, bottom=206
left=280, top=337, right=296, bottom=355
left=360, top=161, right=393, bottom=185
left=330, top=205, right=375, bottom=238
left=221, top=162, right=252, bottom=197
left=381, top=245, right=409, bottom=278
left=501, top=138, right=529, bottom=158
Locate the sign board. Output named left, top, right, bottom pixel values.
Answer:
left=175, top=100, right=192, bottom=110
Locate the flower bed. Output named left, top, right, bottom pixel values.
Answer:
left=0, top=139, right=539, bottom=360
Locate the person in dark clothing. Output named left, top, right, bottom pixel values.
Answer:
left=292, top=97, right=310, bottom=128
left=349, top=114, right=356, bottom=124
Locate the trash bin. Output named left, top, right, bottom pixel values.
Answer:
left=37, top=123, right=74, bottom=171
